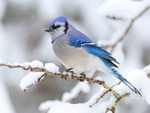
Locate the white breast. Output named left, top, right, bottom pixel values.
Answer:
left=52, top=35, right=97, bottom=73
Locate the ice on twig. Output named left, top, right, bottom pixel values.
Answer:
left=19, top=61, right=59, bottom=91
left=30, top=60, right=43, bottom=68
left=20, top=72, right=45, bottom=91
left=21, top=62, right=30, bottom=69
left=45, top=63, right=59, bottom=73
left=62, top=81, right=90, bottom=102
left=0, top=59, right=60, bottom=91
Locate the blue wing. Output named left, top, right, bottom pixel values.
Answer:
left=67, top=30, right=93, bottom=47
left=82, top=44, right=119, bottom=67
left=67, top=30, right=119, bottom=67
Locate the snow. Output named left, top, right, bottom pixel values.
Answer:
left=98, top=20, right=131, bottom=46
left=144, top=94, right=150, bottom=105
left=20, top=72, right=45, bottom=91
left=62, top=81, right=90, bottom=102
left=88, top=65, right=150, bottom=112
left=0, top=60, right=60, bottom=91
left=112, top=43, right=125, bottom=66
left=99, top=96, right=116, bottom=113
left=94, top=76, right=104, bottom=81
left=21, top=62, right=30, bottom=69
left=98, top=0, right=149, bottom=20
left=29, top=60, right=43, bottom=68
left=0, top=58, right=5, bottom=64
left=86, top=87, right=106, bottom=106
left=39, top=100, right=60, bottom=112
left=48, top=102, right=91, bottom=113
left=98, top=0, right=150, bottom=30
left=0, top=60, right=59, bottom=74
left=143, top=64, right=150, bottom=77
left=44, top=63, right=59, bottom=73
left=11, top=63, right=20, bottom=66
left=0, top=77, right=16, bottom=113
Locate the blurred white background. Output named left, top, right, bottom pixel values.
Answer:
left=0, top=0, right=150, bottom=113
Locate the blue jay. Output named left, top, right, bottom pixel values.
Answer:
left=44, top=16, right=141, bottom=95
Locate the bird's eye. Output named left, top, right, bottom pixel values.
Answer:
left=56, top=25, right=61, bottom=28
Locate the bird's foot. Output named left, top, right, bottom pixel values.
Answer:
left=65, top=68, right=73, bottom=73
left=78, top=73, right=86, bottom=82
left=63, top=68, right=75, bottom=76
left=61, top=68, right=74, bottom=81
left=61, top=75, right=68, bottom=81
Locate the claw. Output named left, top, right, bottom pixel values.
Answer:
left=78, top=73, right=86, bottom=82
left=61, top=76, right=68, bottom=81
left=65, top=68, right=73, bottom=72
left=64, top=68, right=75, bottom=76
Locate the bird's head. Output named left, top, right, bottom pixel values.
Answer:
left=44, top=16, right=69, bottom=43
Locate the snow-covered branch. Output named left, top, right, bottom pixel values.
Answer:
left=62, top=81, right=90, bottom=102
left=1, top=58, right=150, bottom=113
left=0, top=60, right=59, bottom=91
left=98, top=5, right=150, bottom=53
left=0, top=59, right=120, bottom=98
left=110, top=6, right=150, bottom=53
left=39, top=62, right=150, bottom=113
left=88, top=82, right=121, bottom=107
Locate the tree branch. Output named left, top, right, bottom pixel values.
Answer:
left=89, top=81, right=121, bottom=107
left=0, top=62, right=121, bottom=99
left=102, top=6, right=150, bottom=53
left=105, top=93, right=130, bottom=113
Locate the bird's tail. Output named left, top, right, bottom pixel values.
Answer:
left=110, top=67, right=141, bottom=96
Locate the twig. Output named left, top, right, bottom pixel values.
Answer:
left=0, top=62, right=120, bottom=99
left=90, top=82, right=121, bottom=107
left=105, top=106, right=115, bottom=113
left=147, top=73, right=150, bottom=79
left=110, top=81, right=121, bottom=88
left=105, top=93, right=130, bottom=113
left=102, top=6, right=150, bottom=53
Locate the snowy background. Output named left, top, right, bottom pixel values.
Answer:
left=0, top=0, right=150, bottom=113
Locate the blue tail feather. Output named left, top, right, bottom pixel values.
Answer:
left=101, top=58, right=141, bottom=96
left=109, top=66, right=141, bottom=96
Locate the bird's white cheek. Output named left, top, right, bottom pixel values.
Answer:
left=50, top=30, right=62, bottom=39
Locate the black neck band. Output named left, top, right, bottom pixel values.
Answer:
left=64, top=21, right=68, bottom=34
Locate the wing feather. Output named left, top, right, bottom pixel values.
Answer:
left=67, top=30, right=119, bottom=67
left=82, top=44, right=119, bottom=67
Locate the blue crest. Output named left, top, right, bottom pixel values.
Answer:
left=50, top=16, right=67, bottom=27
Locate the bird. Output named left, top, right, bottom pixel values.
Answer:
left=43, top=16, right=141, bottom=95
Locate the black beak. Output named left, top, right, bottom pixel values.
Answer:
left=43, top=27, right=53, bottom=32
